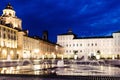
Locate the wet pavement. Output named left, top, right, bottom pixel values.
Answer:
left=0, top=59, right=120, bottom=80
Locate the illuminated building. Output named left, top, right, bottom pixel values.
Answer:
left=23, top=36, right=39, bottom=59
left=39, top=37, right=63, bottom=59
left=0, top=24, right=17, bottom=59
left=57, top=29, right=120, bottom=59
left=0, top=3, right=63, bottom=60
left=0, top=3, right=19, bottom=60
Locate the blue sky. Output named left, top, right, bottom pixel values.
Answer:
left=1, top=0, right=120, bottom=42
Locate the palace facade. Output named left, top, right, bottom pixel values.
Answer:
left=0, top=3, right=63, bottom=60
left=57, top=29, right=120, bottom=59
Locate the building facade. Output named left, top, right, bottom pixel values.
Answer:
left=57, top=29, right=120, bottom=59
left=23, top=36, right=40, bottom=59
left=39, top=39, right=63, bottom=59
left=0, top=3, right=63, bottom=60
left=0, top=24, right=17, bottom=60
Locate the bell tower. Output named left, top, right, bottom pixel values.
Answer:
left=1, top=3, right=22, bottom=30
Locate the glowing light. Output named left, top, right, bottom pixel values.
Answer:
left=42, top=55, right=44, bottom=60
left=61, top=55, right=64, bottom=60
left=34, top=49, right=39, bottom=53
left=112, top=55, right=115, bottom=60
left=96, top=55, right=100, bottom=60
left=74, top=54, right=77, bottom=60
left=52, top=53, right=56, bottom=59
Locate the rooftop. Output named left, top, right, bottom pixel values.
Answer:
left=75, top=36, right=113, bottom=39
left=5, top=3, right=14, bottom=10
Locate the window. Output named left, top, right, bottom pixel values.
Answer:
left=8, top=29, right=10, bottom=32
left=14, top=31, right=16, bottom=34
left=14, top=35, right=16, bottom=40
left=11, top=31, right=13, bottom=34
left=3, top=28, right=6, bottom=31
left=11, top=35, right=13, bottom=40
left=80, top=50, right=82, bottom=52
left=8, top=34, right=10, bottom=39
left=66, top=44, right=68, bottom=47
left=88, top=44, right=90, bottom=46
left=77, top=44, right=78, bottom=46
left=3, top=33, right=5, bottom=39
left=73, top=44, right=75, bottom=46
left=95, top=43, right=97, bottom=46
left=91, top=43, right=93, bottom=46
left=80, top=44, right=82, bottom=46
left=66, top=50, right=68, bottom=53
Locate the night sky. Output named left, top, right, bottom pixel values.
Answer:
left=1, top=0, right=120, bottom=42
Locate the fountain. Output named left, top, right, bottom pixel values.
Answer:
left=57, top=60, right=64, bottom=67
left=56, top=53, right=119, bottom=76
left=17, top=59, right=34, bottom=70
left=17, top=59, right=33, bottom=66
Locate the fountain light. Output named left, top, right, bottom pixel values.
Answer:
left=61, top=55, right=64, bottom=60
left=52, top=53, right=56, bottom=59
left=74, top=54, right=77, bottom=60
left=7, top=55, right=11, bottom=61
left=23, top=53, right=28, bottom=59
left=34, top=49, right=39, bottom=53
left=96, top=55, right=100, bottom=60
left=112, top=55, right=115, bottom=60
left=67, top=55, right=70, bottom=59
left=42, top=55, right=44, bottom=60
